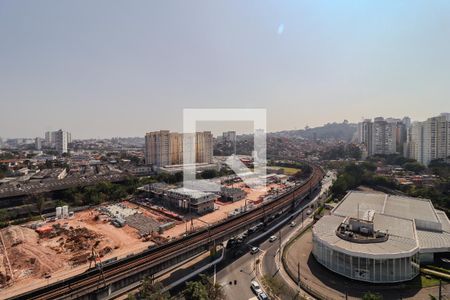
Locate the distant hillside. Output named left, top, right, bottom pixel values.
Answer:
left=275, top=121, right=358, bottom=142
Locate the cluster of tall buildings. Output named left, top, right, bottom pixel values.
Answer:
left=406, top=114, right=450, bottom=166
left=358, top=113, right=450, bottom=166
left=45, top=129, right=72, bottom=154
left=357, top=117, right=410, bottom=157
left=144, top=130, right=213, bottom=167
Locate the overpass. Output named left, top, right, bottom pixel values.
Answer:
left=10, top=164, right=324, bottom=300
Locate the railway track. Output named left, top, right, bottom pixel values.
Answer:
left=10, top=164, right=324, bottom=300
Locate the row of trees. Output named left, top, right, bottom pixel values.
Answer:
left=368, top=154, right=426, bottom=174
left=330, top=159, right=450, bottom=210
left=0, top=164, right=8, bottom=179
left=330, top=163, right=386, bottom=198
left=321, top=144, right=362, bottom=160
left=128, top=274, right=224, bottom=300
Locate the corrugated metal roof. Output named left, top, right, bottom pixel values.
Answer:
left=384, top=195, right=438, bottom=223
left=313, top=215, right=417, bottom=258
left=315, top=191, right=450, bottom=257
left=416, top=230, right=450, bottom=253
left=333, top=192, right=386, bottom=218
left=435, top=210, right=450, bottom=233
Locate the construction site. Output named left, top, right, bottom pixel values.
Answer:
left=0, top=172, right=293, bottom=296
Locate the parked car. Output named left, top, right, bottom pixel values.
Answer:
left=290, top=221, right=296, bottom=227
left=251, top=247, right=260, bottom=254
left=258, top=292, right=270, bottom=300
left=269, top=235, right=277, bottom=242
left=251, top=280, right=263, bottom=295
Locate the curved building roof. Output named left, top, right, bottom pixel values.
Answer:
left=313, top=191, right=450, bottom=258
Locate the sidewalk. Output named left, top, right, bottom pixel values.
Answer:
left=256, top=215, right=316, bottom=300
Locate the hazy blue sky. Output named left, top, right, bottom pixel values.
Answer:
left=1, top=1, right=450, bottom=138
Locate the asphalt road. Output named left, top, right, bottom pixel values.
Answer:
left=216, top=171, right=335, bottom=300
left=262, top=171, right=335, bottom=276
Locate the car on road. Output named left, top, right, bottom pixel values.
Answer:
left=269, top=235, right=277, bottom=242
left=250, top=247, right=260, bottom=254
left=258, top=292, right=270, bottom=300
left=290, top=221, right=296, bottom=227
left=251, top=280, right=263, bottom=295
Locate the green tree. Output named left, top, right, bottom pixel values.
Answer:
left=347, top=144, right=362, bottom=160
left=0, top=164, right=8, bottom=179
left=126, top=293, right=136, bottom=300
left=403, top=162, right=425, bottom=174
left=360, top=161, right=377, bottom=172
left=200, top=169, right=219, bottom=179
left=184, top=280, right=208, bottom=300
left=36, top=195, right=46, bottom=216
left=429, top=159, right=450, bottom=178
left=0, top=209, right=10, bottom=227
left=139, top=277, right=168, bottom=300
left=199, top=274, right=224, bottom=300
left=73, top=193, right=85, bottom=206
left=362, top=291, right=383, bottom=300
left=330, top=176, right=349, bottom=197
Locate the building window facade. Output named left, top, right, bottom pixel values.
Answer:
left=312, top=236, right=420, bottom=283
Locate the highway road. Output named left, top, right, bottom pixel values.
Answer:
left=217, top=171, right=335, bottom=300
left=262, top=171, right=335, bottom=275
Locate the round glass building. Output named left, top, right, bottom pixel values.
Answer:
left=310, top=191, right=450, bottom=283
left=312, top=215, right=420, bottom=282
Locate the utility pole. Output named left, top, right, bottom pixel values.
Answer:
left=297, top=262, right=301, bottom=287
left=278, top=230, right=282, bottom=264
left=253, top=251, right=257, bottom=274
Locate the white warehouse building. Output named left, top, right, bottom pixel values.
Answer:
left=312, top=191, right=450, bottom=283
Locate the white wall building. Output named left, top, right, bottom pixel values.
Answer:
left=408, top=114, right=450, bottom=165
left=35, top=137, right=42, bottom=150
left=357, top=117, right=407, bottom=156
left=313, top=191, right=450, bottom=283
left=55, top=129, right=69, bottom=154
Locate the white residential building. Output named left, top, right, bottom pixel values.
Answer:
left=357, top=117, right=407, bottom=156
left=55, top=129, right=69, bottom=154
left=35, top=137, right=42, bottom=150
left=409, top=115, right=450, bottom=165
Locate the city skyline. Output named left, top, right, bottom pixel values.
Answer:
left=2, top=113, right=450, bottom=140
left=1, top=1, right=450, bottom=138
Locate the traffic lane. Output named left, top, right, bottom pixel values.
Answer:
left=258, top=176, right=333, bottom=293
left=260, top=213, right=310, bottom=276
left=218, top=175, right=330, bottom=300
left=218, top=223, right=303, bottom=299
left=218, top=214, right=303, bottom=300
left=217, top=252, right=257, bottom=300
left=245, top=173, right=332, bottom=288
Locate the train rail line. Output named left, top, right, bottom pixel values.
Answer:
left=10, top=164, right=324, bottom=300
